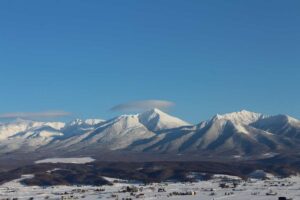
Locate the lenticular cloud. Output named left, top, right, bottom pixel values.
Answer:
left=110, top=100, right=175, bottom=112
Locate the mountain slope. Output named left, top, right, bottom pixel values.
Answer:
left=130, top=115, right=295, bottom=156
left=40, top=109, right=190, bottom=152
left=251, top=115, right=300, bottom=139
left=0, top=109, right=299, bottom=158
left=45, top=114, right=155, bottom=151
left=0, top=119, right=65, bottom=141
left=0, top=118, right=104, bottom=154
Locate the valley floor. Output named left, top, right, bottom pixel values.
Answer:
left=0, top=174, right=300, bottom=200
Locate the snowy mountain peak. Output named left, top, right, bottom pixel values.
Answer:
left=67, top=118, right=104, bottom=127
left=43, top=122, right=65, bottom=130
left=113, top=114, right=140, bottom=126
left=0, top=109, right=299, bottom=156
left=213, top=110, right=264, bottom=125
left=68, top=119, right=84, bottom=126
left=0, top=120, right=65, bottom=141
left=84, top=119, right=105, bottom=126
left=138, top=108, right=190, bottom=131
left=138, top=108, right=166, bottom=118
left=149, top=108, right=165, bottom=114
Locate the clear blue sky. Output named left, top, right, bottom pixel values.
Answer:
left=0, top=1, right=299, bottom=123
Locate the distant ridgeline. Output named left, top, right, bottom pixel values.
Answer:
left=0, top=109, right=299, bottom=159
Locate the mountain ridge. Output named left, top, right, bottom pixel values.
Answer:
left=0, top=109, right=299, bottom=158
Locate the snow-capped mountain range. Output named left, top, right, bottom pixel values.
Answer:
left=0, top=109, right=299, bottom=157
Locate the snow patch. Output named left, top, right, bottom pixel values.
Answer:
left=35, top=157, right=95, bottom=164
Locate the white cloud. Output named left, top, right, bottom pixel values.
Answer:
left=0, top=111, right=71, bottom=119
left=110, top=100, right=175, bottom=112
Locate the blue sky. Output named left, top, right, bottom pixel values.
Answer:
left=0, top=1, right=299, bottom=123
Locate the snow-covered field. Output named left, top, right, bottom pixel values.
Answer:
left=0, top=174, right=299, bottom=200
left=35, top=157, right=95, bottom=164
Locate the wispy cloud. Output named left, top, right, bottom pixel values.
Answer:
left=0, top=111, right=71, bottom=119
left=110, top=100, right=175, bottom=112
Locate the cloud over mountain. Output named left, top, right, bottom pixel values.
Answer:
left=110, top=100, right=175, bottom=112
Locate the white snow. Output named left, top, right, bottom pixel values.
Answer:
left=68, top=119, right=104, bottom=126
left=286, top=115, right=300, bottom=127
left=138, top=108, right=190, bottom=131
left=38, top=130, right=64, bottom=138
left=1, top=174, right=35, bottom=188
left=84, top=119, right=105, bottom=125
left=215, top=110, right=264, bottom=125
left=1, top=174, right=300, bottom=200
left=0, top=120, right=65, bottom=141
left=68, top=119, right=84, bottom=126
left=0, top=109, right=299, bottom=155
left=35, top=157, right=95, bottom=164
left=81, top=114, right=156, bottom=150
left=234, top=123, right=250, bottom=135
